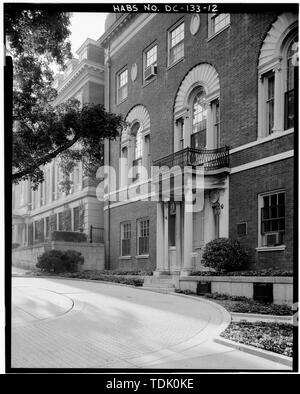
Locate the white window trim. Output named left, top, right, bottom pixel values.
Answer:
left=116, top=68, right=128, bottom=104
left=120, top=221, right=131, bottom=257
left=136, top=218, right=150, bottom=256
left=207, top=13, right=231, bottom=40
left=257, top=189, right=286, bottom=249
left=143, top=42, right=158, bottom=85
left=257, top=31, right=297, bottom=138
left=167, top=19, right=185, bottom=68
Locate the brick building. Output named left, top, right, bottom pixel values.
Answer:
left=99, top=11, right=297, bottom=276
left=12, top=38, right=105, bottom=249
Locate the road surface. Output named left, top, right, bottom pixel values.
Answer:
left=11, top=276, right=291, bottom=370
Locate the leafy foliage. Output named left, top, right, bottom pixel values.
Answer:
left=221, top=321, right=293, bottom=357
left=36, top=249, right=84, bottom=273
left=5, top=7, right=125, bottom=188
left=202, top=238, right=249, bottom=272
left=190, top=269, right=293, bottom=277
left=51, top=231, right=87, bottom=243
left=203, top=293, right=292, bottom=315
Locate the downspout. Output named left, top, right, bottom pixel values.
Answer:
left=105, top=45, right=111, bottom=269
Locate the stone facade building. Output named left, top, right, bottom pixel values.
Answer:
left=99, top=11, right=297, bottom=274
left=12, top=38, right=105, bottom=249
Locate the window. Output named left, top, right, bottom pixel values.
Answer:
left=212, top=14, right=230, bottom=34
left=144, top=44, right=157, bottom=82
left=121, top=222, right=131, bottom=256
left=168, top=21, right=184, bottom=66
left=137, top=219, right=149, bottom=255
left=212, top=99, right=220, bottom=148
left=265, top=72, right=275, bottom=134
left=131, top=122, right=142, bottom=181
left=191, top=89, right=207, bottom=149
left=169, top=204, right=176, bottom=247
left=260, top=191, right=285, bottom=247
left=45, top=217, right=50, bottom=239
left=257, top=14, right=297, bottom=138
left=117, top=69, right=128, bottom=103
left=58, top=212, right=64, bottom=231
left=73, top=207, right=80, bottom=231
left=285, top=37, right=297, bottom=129
left=209, top=14, right=230, bottom=36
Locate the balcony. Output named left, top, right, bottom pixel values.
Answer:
left=153, top=146, right=230, bottom=171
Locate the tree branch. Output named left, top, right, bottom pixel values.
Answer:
left=12, top=133, right=81, bottom=182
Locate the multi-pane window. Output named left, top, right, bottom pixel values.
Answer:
left=58, top=212, right=64, bottom=231
left=45, top=217, right=50, bottom=239
left=285, top=37, right=297, bottom=129
left=212, top=99, right=220, bottom=148
left=121, top=222, right=131, bottom=256
left=191, top=90, right=207, bottom=149
left=261, top=192, right=285, bottom=246
left=211, top=14, right=230, bottom=35
left=73, top=207, right=80, bottom=232
left=117, top=69, right=128, bottom=103
left=131, top=122, right=142, bottom=181
left=265, top=72, right=275, bottom=134
left=145, top=45, right=157, bottom=69
left=169, top=21, right=184, bottom=66
left=137, top=219, right=149, bottom=255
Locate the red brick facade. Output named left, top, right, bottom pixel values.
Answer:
left=101, top=11, right=296, bottom=272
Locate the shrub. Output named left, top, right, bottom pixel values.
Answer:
left=51, top=231, right=87, bottom=243
left=202, top=238, right=248, bottom=272
left=36, top=249, right=84, bottom=273
left=12, top=243, right=20, bottom=249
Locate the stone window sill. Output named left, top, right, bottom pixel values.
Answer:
left=256, top=245, right=286, bottom=252
left=136, top=255, right=149, bottom=259
left=119, top=256, right=132, bottom=260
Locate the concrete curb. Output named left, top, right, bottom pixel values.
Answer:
left=214, top=337, right=293, bottom=367
left=231, top=312, right=293, bottom=324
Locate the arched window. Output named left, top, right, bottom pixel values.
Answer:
left=120, top=105, right=151, bottom=186
left=174, top=63, right=220, bottom=151
left=258, top=13, right=298, bottom=137
left=285, top=36, right=297, bottom=129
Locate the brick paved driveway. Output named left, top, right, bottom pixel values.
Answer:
left=11, top=277, right=290, bottom=370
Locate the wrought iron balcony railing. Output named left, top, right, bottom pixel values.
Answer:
left=153, top=146, right=230, bottom=171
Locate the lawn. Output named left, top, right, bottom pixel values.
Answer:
left=221, top=321, right=293, bottom=357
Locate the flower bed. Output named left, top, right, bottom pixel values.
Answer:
left=190, top=269, right=293, bottom=277
left=175, top=290, right=292, bottom=315
left=221, top=321, right=293, bottom=357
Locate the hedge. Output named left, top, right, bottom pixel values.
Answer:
left=51, top=231, right=87, bottom=243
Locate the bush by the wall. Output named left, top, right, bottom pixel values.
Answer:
left=12, top=243, right=20, bottom=249
left=202, top=238, right=248, bottom=272
left=36, top=249, right=84, bottom=273
left=51, top=231, right=87, bottom=243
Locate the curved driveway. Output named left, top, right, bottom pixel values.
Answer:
left=11, top=277, right=290, bottom=370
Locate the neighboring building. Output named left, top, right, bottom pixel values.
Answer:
left=99, top=11, right=297, bottom=274
left=12, top=38, right=105, bottom=249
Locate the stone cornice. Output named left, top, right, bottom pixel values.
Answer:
left=97, top=13, right=134, bottom=47
left=56, top=59, right=104, bottom=96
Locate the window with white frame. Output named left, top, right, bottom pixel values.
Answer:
left=259, top=191, right=285, bottom=247
left=131, top=122, right=143, bottom=181
left=285, top=37, right=297, bottom=129
left=208, top=14, right=230, bottom=36
left=168, top=21, right=184, bottom=66
left=137, top=218, right=149, bottom=255
left=191, top=89, right=207, bottom=149
left=121, top=222, right=131, bottom=256
left=257, top=14, right=297, bottom=138
left=144, top=44, right=157, bottom=82
left=73, top=206, right=80, bottom=232
left=117, top=68, right=128, bottom=103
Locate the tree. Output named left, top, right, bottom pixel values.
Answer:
left=5, top=7, right=124, bottom=189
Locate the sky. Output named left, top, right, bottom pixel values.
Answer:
left=69, top=12, right=108, bottom=55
